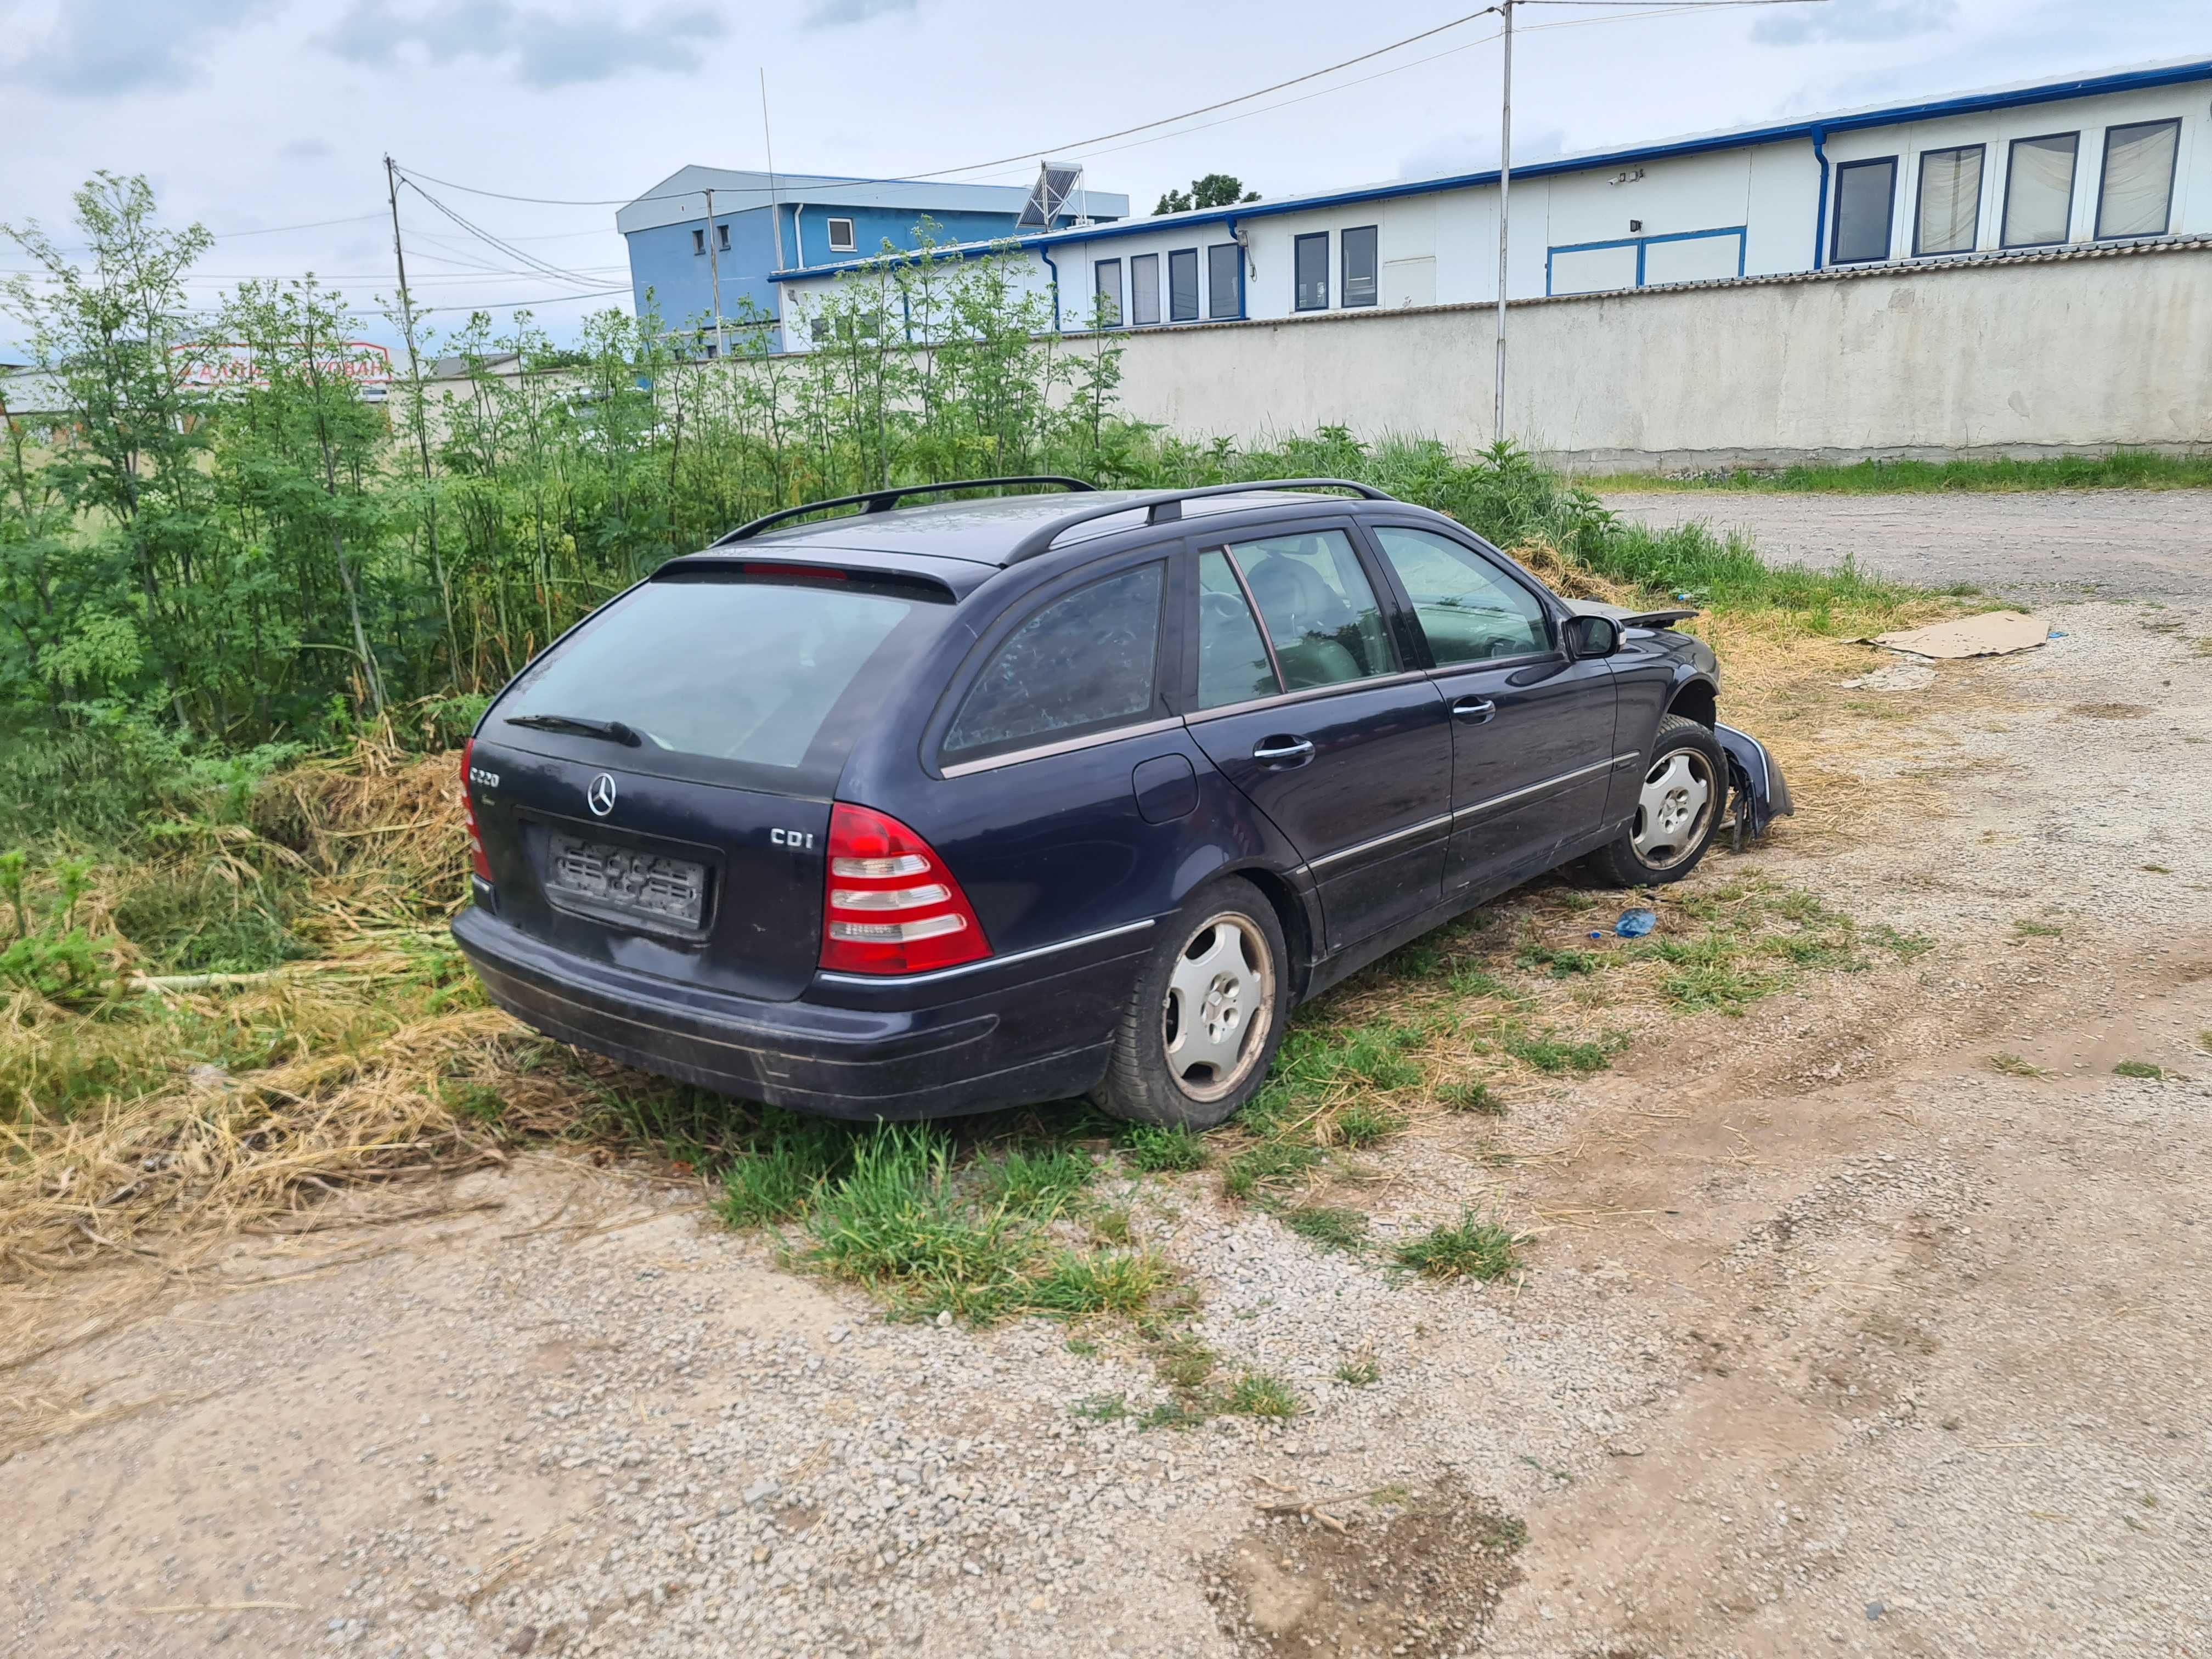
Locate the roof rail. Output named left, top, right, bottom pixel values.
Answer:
left=1003, top=477, right=1395, bottom=565
left=717, top=476, right=1097, bottom=544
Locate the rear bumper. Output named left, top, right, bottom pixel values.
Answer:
left=452, top=907, right=1145, bottom=1120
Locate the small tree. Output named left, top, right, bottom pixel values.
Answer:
left=1154, top=174, right=1260, bottom=215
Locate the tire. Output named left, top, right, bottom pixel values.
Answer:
left=1585, top=714, right=1728, bottom=888
left=1091, top=877, right=1292, bottom=1130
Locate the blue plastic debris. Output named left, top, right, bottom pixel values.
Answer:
left=2047, top=629, right=2068, bottom=639
left=1615, top=907, right=1657, bottom=939
left=1588, top=931, right=1605, bottom=941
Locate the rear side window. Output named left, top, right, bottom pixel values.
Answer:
left=943, top=563, right=1165, bottom=764
left=1372, top=526, right=1549, bottom=663
left=498, top=573, right=945, bottom=789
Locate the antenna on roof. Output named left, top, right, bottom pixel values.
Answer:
left=1018, top=161, right=1086, bottom=229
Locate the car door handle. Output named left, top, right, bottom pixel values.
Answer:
left=1252, top=735, right=1315, bottom=766
left=1451, top=697, right=1498, bottom=723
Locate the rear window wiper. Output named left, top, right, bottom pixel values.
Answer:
left=504, top=713, right=644, bottom=747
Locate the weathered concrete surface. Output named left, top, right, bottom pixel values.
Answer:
left=1604, top=488, right=2212, bottom=601
left=1108, top=241, right=2212, bottom=468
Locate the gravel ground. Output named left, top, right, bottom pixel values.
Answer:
left=1601, top=488, right=2212, bottom=602
left=8, top=534, right=2212, bottom=1657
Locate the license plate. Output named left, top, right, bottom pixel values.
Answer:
left=544, top=833, right=707, bottom=929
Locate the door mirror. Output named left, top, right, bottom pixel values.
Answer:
left=1564, top=614, right=1621, bottom=659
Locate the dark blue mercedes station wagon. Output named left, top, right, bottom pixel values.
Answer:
left=454, top=478, right=1789, bottom=1129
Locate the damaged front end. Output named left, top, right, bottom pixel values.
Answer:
left=1715, top=723, right=1794, bottom=851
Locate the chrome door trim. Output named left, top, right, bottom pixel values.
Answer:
left=1452, top=753, right=1640, bottom=825
left=814, top=918, right=1158, bottom=988
left=1306, top=810, right=1455, bottom=872
left=1185, top=668, right=1433, bottom=725
left=938, top=716, right=1185, bottom=778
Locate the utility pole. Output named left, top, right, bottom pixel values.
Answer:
left=1493, top=0, right=1513, bottom=445
left=704, top=185, right=725, bottom=358
left=761, top=70, right=785, bottom=287
left=384, top=154, right=460, bottom=679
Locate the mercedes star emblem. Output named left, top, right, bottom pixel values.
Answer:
left=586, top=773, right=617, bottom=817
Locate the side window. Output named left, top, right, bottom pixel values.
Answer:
left=1225, top=529, right=1393, bottom=691
left=1831, top=156, right=1897, bottom=263
left=943, top=564, right=1164, bottom=763
left=1169, top=248, right=1200, bottom=321
left=1206, top=243, right=1241, bottom=319
left=1093, top=258, right=1124, bottom=326
left=1129, top=253, right=1161, bottom=325
left=1342, top=225, right=1379, bottom=306
left=1914, top=144, right=1983, bottom=256
left=2096, top=119, right=2180, bottom=239
left=1294, top=232, right=1329, bottom=310
left=1196, top=550, right=1278, bottom=709
left=2002, top=132, right=2078, bottom=247
left=1372, top=527, right=1550, bottom=664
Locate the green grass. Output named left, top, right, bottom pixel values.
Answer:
left=2013, top=918, right=2063, bottom=938
left=1581, top=450, right=2212, bottom=495
left=1435, top=1079, right=1505, bottom=1116
left=1120, top=1122, right=1209, bottom=1172
left=720, top=1124, right=1176, bottom=1324
left=1153, top=1334, right=1219, bottom=1390
left=1334, top=1355, right=1383, bottom=1386
left=1221, top=1371, right=1301, bottom=1418
left=2113, top=1060, right=2166, bottom=1080
left=1278, top=1204, right=1370, bottom=1251
left=1500, top=1026, right=1620, bottom=1075
left=1396, top=1212, right=1522, bottom=1283
left=973, top=1144, right=1096, bottom=1219
left=1334, top=1101, right=1405, bottom=1148
left=1221, top=1138, right=1323, bottom=1200
left=1517, top=941, right=1602, bottom=978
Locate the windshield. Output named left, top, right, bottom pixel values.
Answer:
left=497, top=572, right=947, bottom=788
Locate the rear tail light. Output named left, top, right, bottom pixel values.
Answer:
left=820, top=803, right=988, bottom=974
left=460, top=738, right=492, bottom=882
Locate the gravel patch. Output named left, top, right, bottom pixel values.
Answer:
left=1601, top=487, right=2212, bottom=601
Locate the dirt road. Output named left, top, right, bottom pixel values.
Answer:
left=1602, top=487, right=2212, bottom=602
left=7, top=520, right=2210, bottom=1657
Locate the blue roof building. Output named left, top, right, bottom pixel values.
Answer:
left=616, top=167, right=1130, bottom=348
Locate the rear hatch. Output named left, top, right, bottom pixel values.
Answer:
left=468, top=563, right=954, bottom=1001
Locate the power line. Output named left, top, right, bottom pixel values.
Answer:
left=398, top=176, right=610, bottom=289
left=907, top=6, right=1506, bottom=179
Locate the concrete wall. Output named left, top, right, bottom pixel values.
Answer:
left=1103, top=240, right=2212, bottom=469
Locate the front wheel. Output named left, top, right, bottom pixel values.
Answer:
left=1092, top=878, right=1291, bottom=1130
left=1585, top=714, right=1726, bottom=888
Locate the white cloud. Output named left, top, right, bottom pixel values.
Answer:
left=0, top=0, right=275, bottom=97
left=320, top=0, right=725, bottom=87
left=1754, top=1, right=1959, bottom=47
left=803, top=0, right=918, bottom=27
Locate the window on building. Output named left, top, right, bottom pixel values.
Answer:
left=1168, top=248, right=1200, bottom=321
left=1094, top=258, right=1124, bottom=327
left=715, top=222, right=731, bottom=252
left=1129, top=252, right=1161, bottom=325
left=1294, top=233, right=1330, bottom=311
left=2001, top=132, right=2078, bottom=247
left=827, top=217, right=857, bottom=252
left=692, top=227, right=706, bottom=256
left=1830, top=157, right=1898, bottom=264
left=1341, top=225, right=1379, bottom=306
left=2096, top=119, right=2181, bottom=239
left=1207, top=243, right=1241, bottom=319
left=1914, top=145, right=1984, bottom=256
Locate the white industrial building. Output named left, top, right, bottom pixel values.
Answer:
left=772, top=58, right=2208, bottom=343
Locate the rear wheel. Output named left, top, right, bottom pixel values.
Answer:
left=1585, top=714, right=1726, bottom=888
left=1092, top=878, right=1291, bottom=1130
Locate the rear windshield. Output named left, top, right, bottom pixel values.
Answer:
left=495, top=571, right=949, bottom=792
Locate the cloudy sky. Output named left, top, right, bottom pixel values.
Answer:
left=0, top=0, right=2202, bottom=348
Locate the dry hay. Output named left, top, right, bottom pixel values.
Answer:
left=251, top=741, right=470, bottom=940
left=1506, top=540, right=1640, bottom=606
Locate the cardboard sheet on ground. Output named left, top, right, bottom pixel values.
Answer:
left=1864, top=611, right=2048, bottom=660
